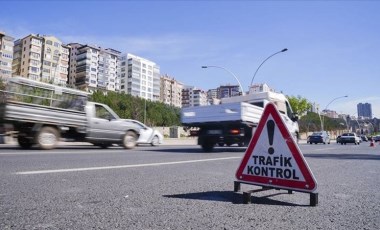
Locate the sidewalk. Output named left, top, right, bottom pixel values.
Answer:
left=162, top=137, right=197, bottom=146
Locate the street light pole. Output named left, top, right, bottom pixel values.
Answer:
left=201, top=65, right=245, bottom=96
left=250, top=48, right=288, bottom=86
left=321, top=95, right=348, bottom=131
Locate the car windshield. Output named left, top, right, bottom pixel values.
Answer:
left=312, top=132, right=322, bottom=136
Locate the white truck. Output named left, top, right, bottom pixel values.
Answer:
left=181, top=91, right=299, bottom=152
left=0, top=77, right=140, bottom=150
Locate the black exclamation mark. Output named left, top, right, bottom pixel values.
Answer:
left=267, top=120, right=275, bottom=155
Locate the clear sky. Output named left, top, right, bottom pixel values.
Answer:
left=1, top=0, right=379, bottom=118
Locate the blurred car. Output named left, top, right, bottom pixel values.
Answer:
left=360, top=135, right=368, bottom=142
left=308, top=131, right=330, bottom=144
left=336, top=135, right=341, bottom=144
left=339, top=132, right=361, bottom=145
left=374, top=135, right=380, bottom=142
left=125, top=119, right=163, bottom=146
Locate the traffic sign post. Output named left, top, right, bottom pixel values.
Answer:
left=234, top=102, right=318, bottom=206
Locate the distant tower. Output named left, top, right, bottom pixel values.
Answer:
left=357, top=103, right=372, bottom=119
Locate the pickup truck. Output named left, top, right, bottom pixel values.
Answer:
left=339, top=132, right=361, bottom=145
left=181, top=91, right=299, bottom=152
left=0, top=77, right=140, bottom=150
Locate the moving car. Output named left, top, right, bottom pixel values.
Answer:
left=339, top=133, right=361, bottom=145
left=308, top=131, right=330, bottom=144
left=125, top=119, right=163, bottom=146
left=373, top=135, right=380, bottom=142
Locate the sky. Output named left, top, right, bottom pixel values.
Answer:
left=1, top=0, right=379, bottom=118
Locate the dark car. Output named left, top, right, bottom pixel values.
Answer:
left=308, top=131, right=330, bottom=144
left=374, top=135, right=380, bottom=142
left=360, top=135, right=368, bottom=142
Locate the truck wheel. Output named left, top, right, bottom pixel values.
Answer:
left=201, top=142, right=214, bottom=152
left=36, top=126, right=59, bottom=150
left=122, top=131, right=137, bottom=149
left=17, top=136, right=33, bottom=149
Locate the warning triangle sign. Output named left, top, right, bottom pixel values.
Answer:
left=236, top=102, right=317, bottom=192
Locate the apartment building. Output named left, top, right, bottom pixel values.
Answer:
left=217, top=84, right=241, bottom=98
left=249, top=83, right=274, bottom=94
left=207, top=88, right=218, bottom=105
left=68, top=43, right=120, bottom=91
left=182, top=86, right=207, bottom=108
left=119, top=53, right=160, bottom=101
left=0, top=32, right=14, bottom=79
left=12, top=34, right=69, bottom=85
left=160, top=74, right=183, bottom=107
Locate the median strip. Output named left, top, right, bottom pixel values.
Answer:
left=15, top=157, right=241, bottom=175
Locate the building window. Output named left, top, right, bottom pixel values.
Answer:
left=46, top=40, right=53, bottom=45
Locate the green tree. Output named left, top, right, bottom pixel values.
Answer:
left=287, top=95, right=311, bottom=116
left=0, top=78, right=5, bottom=91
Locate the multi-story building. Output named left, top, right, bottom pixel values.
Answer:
left=217, top=84, right=240, bottom=99
left=182, top=86, right=207, bottom=108
left=12, top=34, right=69, bottom=85
left=160, top=74, right=183, bottom=107
left=119, top=53, right=160, bottom=101
left=310, top=102, right=320, bottom=114
left=207, top=88, right=218, bottom=105
left=322, top=109, right=339, bottom=118
left=357, top=103, right=372, bottom=119
left=68, top=43, right=120, bottom=91
left=249, top=83, right=274, bottom=94
left=0, top=32, right=14, bottom=79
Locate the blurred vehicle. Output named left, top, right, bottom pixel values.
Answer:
left=0, top=77, right=140, bottom=150
left=339, top=132, right=361, bottom=145
left=125, top=119, right=163, bottom=146
left=360, top=135, right=368, bottom=142
left=308, top=131, right=330, bottom=144
left=336, top=135, right=341, bottom=144
left=373, top=135, right=380, bottom=142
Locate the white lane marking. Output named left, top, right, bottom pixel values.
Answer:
left=308, top=147, right=342, bottom=152
left=15, top=157, right=241, bottom=175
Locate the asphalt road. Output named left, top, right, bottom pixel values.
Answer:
left=0, top=142, right=379, bottom=229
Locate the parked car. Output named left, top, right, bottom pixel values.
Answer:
left=360, top=135, right=368, bottom=142
left=124, top=119, right=164, bottom=146
left=308, top=131, right=330, bottom=144
left=373, top=135, right=380, bottom=142
left=339, top=133, right=361, bottom=145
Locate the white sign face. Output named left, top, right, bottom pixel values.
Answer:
left=236, top=103, right=317, bottom=192
left=242, top=115, right=305, bottom=182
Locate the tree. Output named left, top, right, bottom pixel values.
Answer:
left=287, top=95, right=311, bottom=116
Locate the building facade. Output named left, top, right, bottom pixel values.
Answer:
left=119, top=53, right=160, bottom=101
left=357, top=103, right=372, bottom=119
left=160, top=74, right=183, bottom=107
left=207, top=88, right=218, bottom=105
left=68, top=43, right=120, bottom=91
left=217, top=84, right=240, bottom=99
left=249, top=83, right=274, bottom=94
left=13, top=34, right=69, bottom=85
left=182, top=86, right=207, bottom=108
left=0, top=32, right=14, bottom=79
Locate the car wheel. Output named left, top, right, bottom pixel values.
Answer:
left=151, top=136, right=159, bottom=146
left=122, top=131, right=137, bottom=149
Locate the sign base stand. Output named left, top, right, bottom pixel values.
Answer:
left=234, top=181, right=318, bottom=206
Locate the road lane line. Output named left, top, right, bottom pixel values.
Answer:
left=15, top=156, right=241, bottom=175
